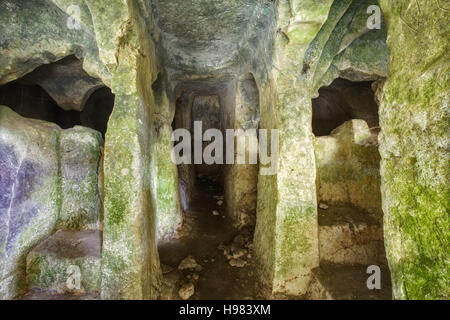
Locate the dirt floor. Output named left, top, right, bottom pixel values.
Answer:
left=158, top=176, right=262, bottom=300
left=312, top=263, right=392, bottom=300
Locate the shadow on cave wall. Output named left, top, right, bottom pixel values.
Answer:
left=0, top=55, right=114, bottom=137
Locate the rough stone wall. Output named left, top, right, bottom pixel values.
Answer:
left=315, top=120, right=382, bottom=217
left=0, top=107, right=60, bottom=299
left=378, top=0, right=449, bottom=300
left=254, top=0, right=388, bottom=297
left=227, top=75, right=260, bottom=229
left=149, top=74, right=182, bottom=242
left=0, top=0, right=109, bottom=86
left=59, top=126, right=103, bottom=230
left=0, top=106, right=102, bottom=299
left=191, top=95, right=222, bottom=177
left=0, top=0, right=447, bottom=301
left=95, top=0, right=162, bottom=299
left=312, top=79, right=380, bottom=136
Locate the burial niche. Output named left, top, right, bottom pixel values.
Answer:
left=0, top=55, right=114, bottom=137
left=312, top=77, right=392, bottom=299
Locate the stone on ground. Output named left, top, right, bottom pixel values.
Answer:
left=178, top=282, right=195, bottom=300
left=178, top=255, right=200, bottom=271
left=319, top=203, right=329, bottom=210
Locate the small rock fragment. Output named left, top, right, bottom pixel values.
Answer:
left=217, top=200, right=223, bottom=206
left=229, top=259, right=247, bottom=268
left=178, top=255, right=200, bottom=270
left=319, top=203, right=329, bottom=210
left=212, top=210, right=220, bottom=216
left=179, top=282, right=195, bottom=300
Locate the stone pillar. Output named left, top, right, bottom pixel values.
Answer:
left=254, top=0, right=334, bottom=297
left=101, top=91, right=161, bottom=299
left=151, top=75, right=182, bottom=241
left=90, top=0, right=162, bottom=299
left=227, top=75, right=260, bottom=229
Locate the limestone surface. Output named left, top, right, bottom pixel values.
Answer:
left=0, top=0, right=109, bottom=86
left=378, top=0, right=450, bottom=300
left=26, top=230, right=101, bottom=293
left=99, top=0, right=162, bottom=300
left=23, top=56, right=104, bottom=112
left=315, top=120, right=382, bottom=217
left=59, top=126, right=103, bottom=230
left=0, top=106, right=103, bottom=299
left=0, top=106, right=60, bottom=299
left=318, top=206, right=386, bottom=266
left=0, top=0, right=447, bottom=301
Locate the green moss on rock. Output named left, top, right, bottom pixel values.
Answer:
left=378, top=0, right=449, bottom=300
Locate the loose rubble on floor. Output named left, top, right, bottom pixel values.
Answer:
left=177, top=255, right=202, bottom=300
left=319, top=203, right=329, bottom=210
left=218, top=228, right=254, bottom=268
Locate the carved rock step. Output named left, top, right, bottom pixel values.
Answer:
left=318, top=205, right=387, bottom=266
left=26, top=230, right=101, bottom=294
left=17, top=289, right=99, bottom=300
left=309, top=263, right=392, bottom=300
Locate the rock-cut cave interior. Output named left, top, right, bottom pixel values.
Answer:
left=0, top=0, right=448, bottom=302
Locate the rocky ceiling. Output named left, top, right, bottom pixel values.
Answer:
left=151, top=0, right=276, bottom=76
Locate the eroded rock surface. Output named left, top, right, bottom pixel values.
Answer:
left=0, top=0, right=109, bottom=86
left=59, top=126, right=103, bottom=230
left=0, top=106, right=102, bottom=299
left=0, top=106, right=60, bottom=299
left=378, top=0, right=449, bottom=300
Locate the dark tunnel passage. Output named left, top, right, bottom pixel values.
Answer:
left=312, top=78, right=379, bottom=137
left=158, top=76, right=261, bottom=300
